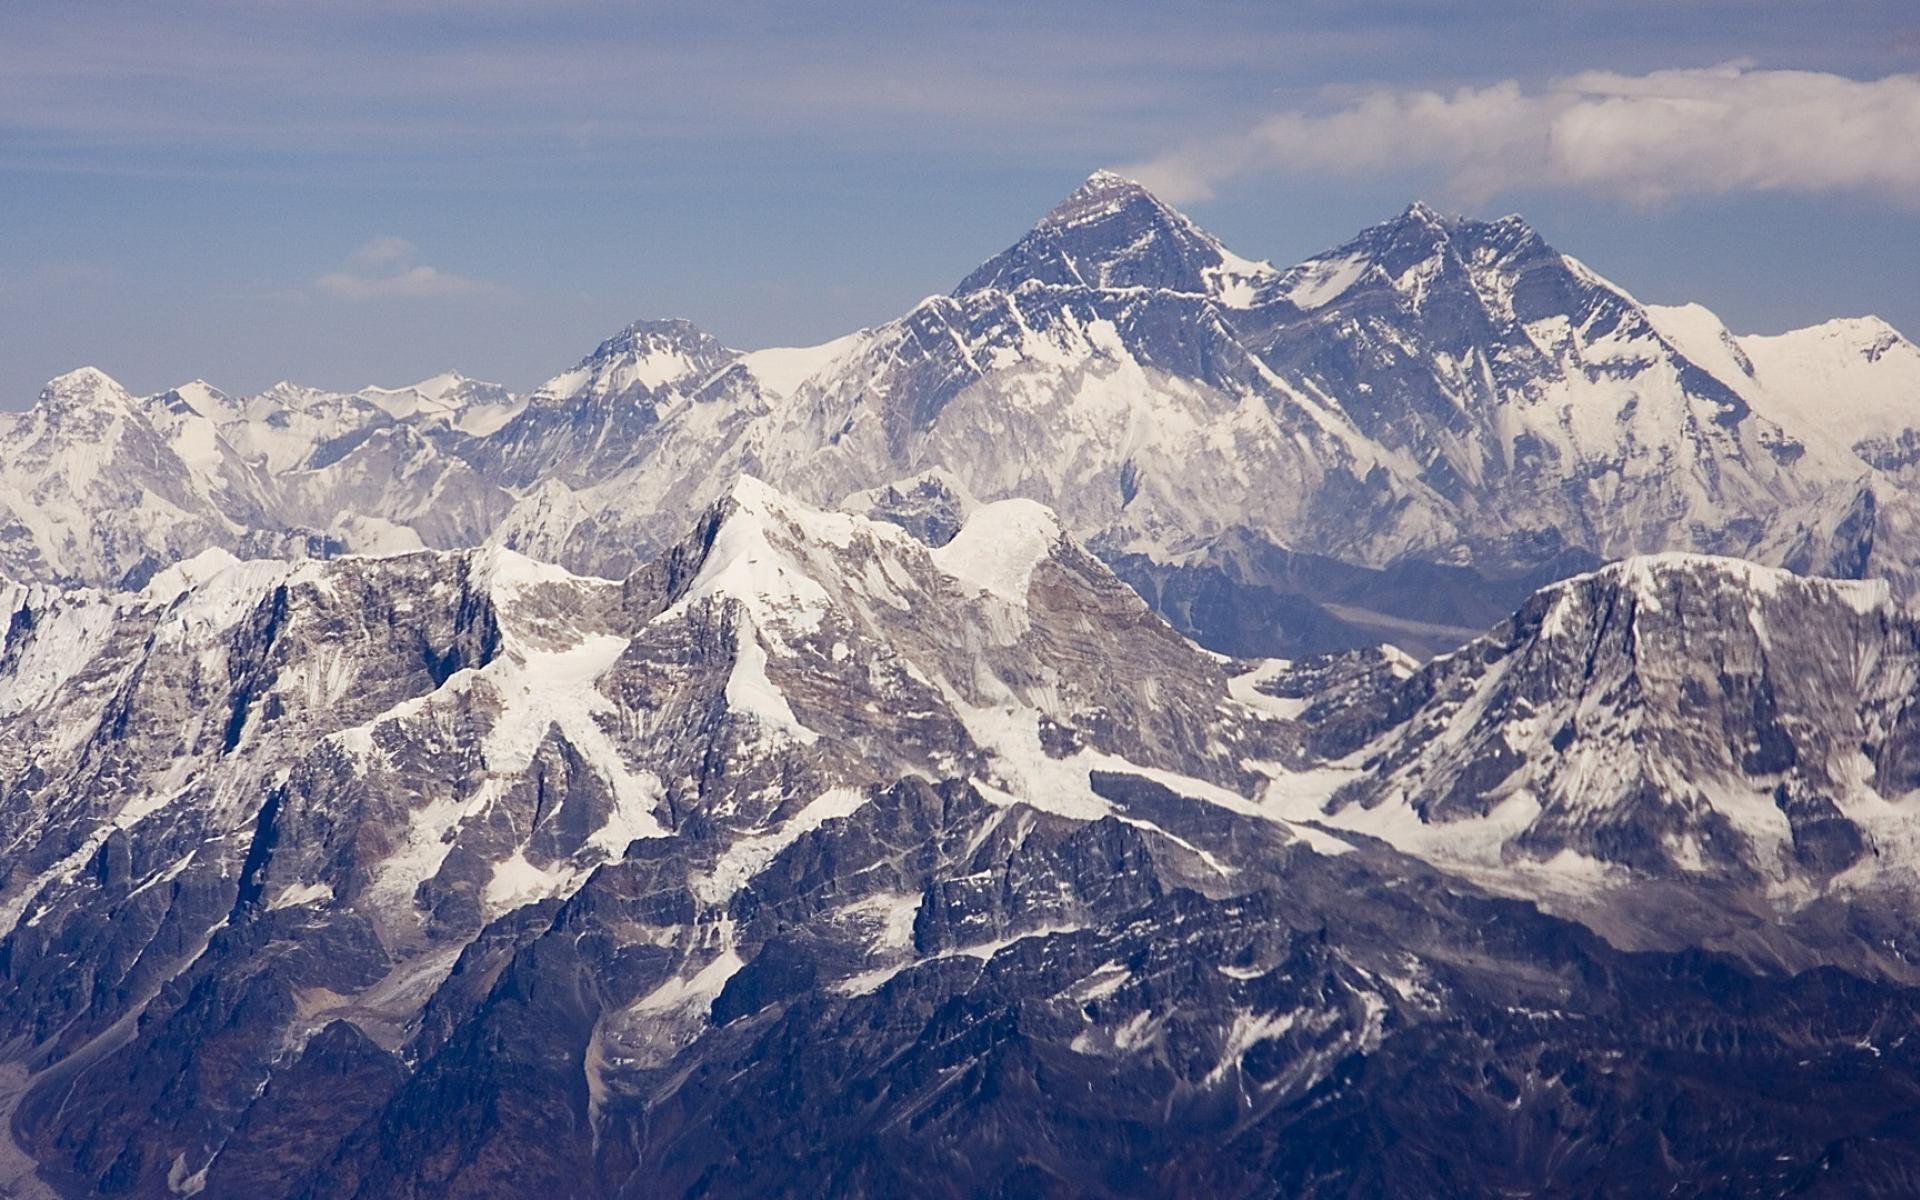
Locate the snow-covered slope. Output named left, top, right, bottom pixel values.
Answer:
left=473, top=318, right=742, bottom=488
left=15, top=172, right=1920, bottom=1199
left=359, top=370, right=524, bottom=434
left=1647, top=306, right=1920, bottom=475
left=1232, top=204, right=1864, bottom=574
left=1742, top=318, right=1920, bottom=473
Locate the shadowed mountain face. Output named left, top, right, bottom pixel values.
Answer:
left=5, top=481, right=1920, bottom=1197
left=6, top=173, right=1919, bottom=660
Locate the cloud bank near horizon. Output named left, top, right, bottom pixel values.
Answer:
left=1127, top=65, right=1920, bottom=209
left=314, top=237, right=507, bottom=303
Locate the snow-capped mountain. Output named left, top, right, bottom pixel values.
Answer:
left=358, top=370, right=521, bottom=435
left=1656, top=307, right=1920, bottom=479
left=1278, top=554, right=1920, bottom=969
left=0, top=369, right=291, bottom=588
left=485, top=179, right=1919, bottom=656
left=8, top=482, right=1920, bottom=1196
left=7, top=172, right=1919, bottom=664
left=1236, top=204, right=1845, bottom=568
left=955, top=167, right=1280, bottom=302
left=477, top=318, right=739, bottom=488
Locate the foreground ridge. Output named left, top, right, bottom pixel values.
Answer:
left=5, top=482, right=1920, bottom=1194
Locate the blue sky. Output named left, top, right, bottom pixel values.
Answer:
left=3, top=0, right=1917, bottom=402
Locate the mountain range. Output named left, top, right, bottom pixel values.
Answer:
left=6, top=171, right=1917, bottom=657
left=5, top=175, right=1920, bottom=1197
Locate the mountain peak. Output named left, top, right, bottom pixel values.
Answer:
left=956, top=169, right=1268, bottom=299
left=38, top=366, right=134, bottom=415
left=1584, top=551, right=1887, bottom=611
left=1737, top=315, right=1918, bottom=400
left=608, top=315, right=708, bottom=342
left=1036, top=169, right=1163, bottom=231
left=1818, top=314, right=1905, bottom=345
left=1399, top=200, right=1447, bottom=226
left=392, top=370, right=470, bottom=398
left=710, top=474, right=924, bottom=562
left=535, top=317, right=738, bottom=404
left=1268, top=201, right=1565, bottom=318
left=1361, top=201, right=1555, bottom=255
left=1369, top=202, right=1457, bottom=253
left=44, top=364, right=124, bottom=393
left=1314, top=546, right=1909, bottom=890
left=589, top=317, right=730, bottom=364
left=723, top=471, right=790, bottom=514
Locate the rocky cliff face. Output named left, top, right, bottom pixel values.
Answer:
left=1276, top=553, right=1920, bottom=976
left=0, top=481, right=1300, bottom=1196
left=6, top=484, right=1920, bottom=1196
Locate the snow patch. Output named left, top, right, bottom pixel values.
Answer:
left=724, top=619, right=818, bottom=745
left=932, top=499, right=1063, bottom=604
left=1282, top=252, right=1371, bottom=311
left=738, top=331, right=869, bottom=399
left=1229, top=659, right=1307, bottom=720
left=698, top=786, right=869, bottom=904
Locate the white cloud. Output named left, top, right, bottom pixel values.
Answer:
left=1127, top=65, right=1920, bottom=208
left=315, top=237, right=505, bottom=302
left=344, top=234, right=418, bottom=271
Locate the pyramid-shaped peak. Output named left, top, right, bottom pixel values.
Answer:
left=44, top=365, right=126, bottom=394
left=1356, top=202, right=1459, bottom=253
left=38, top=366, right=134, bottom=413
left=957, top=168, right=1267, bottom=298
left=1037, top=169, right=1168, bottom=229
left=1400, top=200, right=1447, bottom=225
